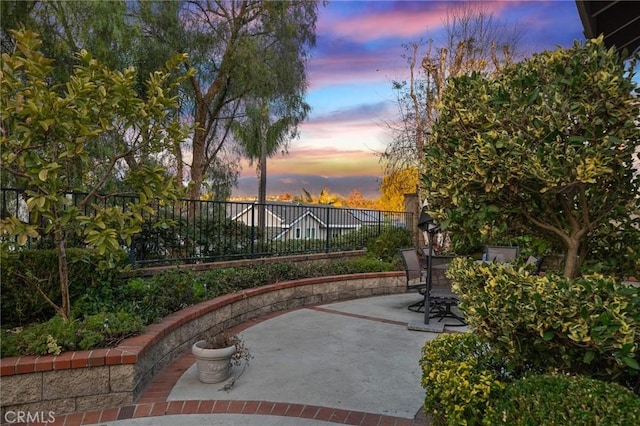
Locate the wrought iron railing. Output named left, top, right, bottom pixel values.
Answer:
left=1, top=188, right=413, bottom=266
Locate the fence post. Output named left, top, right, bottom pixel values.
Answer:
left=325, top=206, right=330, bottom=253
left=250, top=203, right=256, bottom=258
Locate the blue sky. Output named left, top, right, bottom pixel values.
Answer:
left=238, top=1, right=591, bottom=192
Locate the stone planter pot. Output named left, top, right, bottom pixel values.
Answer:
left=192, top=340, right=236, bottom=383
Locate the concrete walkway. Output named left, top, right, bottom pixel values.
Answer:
left=60, top=294, right=467, bottom=425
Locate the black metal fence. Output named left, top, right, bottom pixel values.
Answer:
left=1, top=188, right=413, bottom=266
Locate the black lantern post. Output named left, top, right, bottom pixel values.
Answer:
left=418, top=207, right=440, bottom=324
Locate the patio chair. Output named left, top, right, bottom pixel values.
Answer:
left=398, top=248, right=428, bottom=312
left=400, top=249, right=465, bottom=324
left=427, top=255, right=465, bottom=324
left=484, top=245, right=519, bottom=263
left=525, top=255, right=545, bottom=275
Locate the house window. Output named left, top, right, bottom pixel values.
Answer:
left=306, top=228, right=315, bottom=239
left=295, top=228, right=301, bottom=239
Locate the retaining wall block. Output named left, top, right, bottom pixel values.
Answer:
left=108, top=364, right=137, bottom=393
left=42, top=367, right=110, bottom=400
left=0, top=374, right=42, bottom=405
left=1, top=397, right=76, bottom=421
left=291, top=285, right=314, bottom=299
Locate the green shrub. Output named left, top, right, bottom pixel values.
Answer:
left=145, top=269, right=201, bottom=312
left=420, top=333, right=506, bottom=425
left=0, top=248, right=128, bottom=327
left=366, top=226, right=412, bottom=263
left=115, top=269, right=202, bottom=323
left=484, top=374, right=640, bottom=425
left=331, top=256, right=396, bottom=274
left=0, top=311, right=144, bottom=357
left=448, top=258, right=640, bottom=388
left=584, top=215, right=640, bottom=279
left=329, top=225, right=383, bottom=252
left=3, top=255, right=395, bottom=357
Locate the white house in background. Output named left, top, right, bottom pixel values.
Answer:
left=227, top=202, right=382, bottom=241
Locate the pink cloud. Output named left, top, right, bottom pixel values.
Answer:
left=308, top=51, right=405, bottom=89
left=320, top=1, right=512, bottom=43
left=323, top=7, right=447, bottom=43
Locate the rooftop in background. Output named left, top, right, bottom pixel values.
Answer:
left=575, top=1, right=640, bottom=57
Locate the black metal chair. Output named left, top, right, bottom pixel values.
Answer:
left=398, top=248, right=428, bottom=312
left=484, top=245, right=519, bottom=263
left=525, top=255, right=545, bottom=275
left=427, top=255, right=465, bottom=324
left=399, top=249, right=465, bottom=324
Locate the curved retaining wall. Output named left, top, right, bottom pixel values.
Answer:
left=0, top=271, right=405, bottom=418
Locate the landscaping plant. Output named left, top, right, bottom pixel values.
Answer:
left=420, top=333, right=506, bottom=426
left=0, top=29, right=190, bottom=319
left=0, top=255, right=393, bottom=356
left=484, top=374, right=640, bottom=425
left=448, top=257, right=640, bottom=388
left=423, top=36, right=640, bottom=278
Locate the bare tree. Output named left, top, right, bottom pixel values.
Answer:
left=380, top=2, right=524, bottom=243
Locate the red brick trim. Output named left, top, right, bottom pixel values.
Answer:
left=0, top=271, right=403, bottom=377
left=50, top=399, right=423, bottom=425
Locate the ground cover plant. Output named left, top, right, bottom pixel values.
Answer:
left=0, top=248, right=398, bottom=357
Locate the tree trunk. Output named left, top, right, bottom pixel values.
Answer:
left=408, top=45, right=427, bottom=249
left=258, top=137, right=267, bottom=241
left=189, top=121, right=206, bottom=201
left=54, top=223, right=70, bottom=320
left=563, top=238, right=581, bottom=279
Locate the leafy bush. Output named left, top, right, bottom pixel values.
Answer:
left=448, top=258, right=640, bottom=388
left=329, top=225, right=383, bottom=252
left=1, top=311, right=144, bottom=357
left=420, top=333, right=506, bottom=425
left=366, top=226, right=412, bottom=263
left=484, top=374, right=640, bottom=425
left=2, top=254, right=395, bottom=356
left=330, top=256, right=396, bottom=274
left=585, top=214, right=640, bottom=279
left=75, top=268, right=209, bottom=323
left=1, top=248, right=128, bottom=327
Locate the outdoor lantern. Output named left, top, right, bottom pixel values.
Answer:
left=418, top=206, right=440, bottom=234
left=418, top=207, right=440, bottom=324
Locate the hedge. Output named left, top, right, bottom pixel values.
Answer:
left=448, top=258, right=640, bottom=387
left=485, top=374, right=640, bottom=425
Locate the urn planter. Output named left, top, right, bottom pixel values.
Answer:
left=191, top=339, right=236, bottom=383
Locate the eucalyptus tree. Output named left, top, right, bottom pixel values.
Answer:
left=3, top=0, right=319, bottom=200
left=424, top=37, right=639, bottom=278
left=135, top=0, right=318, bottom=200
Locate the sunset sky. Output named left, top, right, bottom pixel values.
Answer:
left=237, top=1, right=588, bottom=196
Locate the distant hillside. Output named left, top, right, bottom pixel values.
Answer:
left=233, top=174, right=382, bottom=200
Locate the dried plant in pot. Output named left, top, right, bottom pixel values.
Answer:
left=192, top=331, right=251, bottom=384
